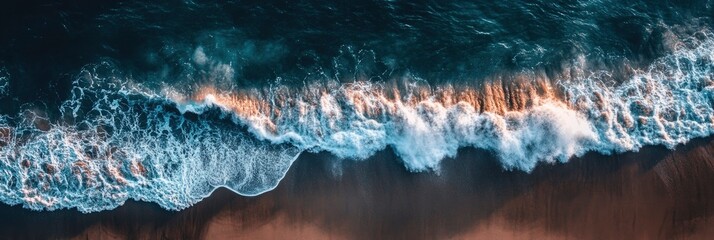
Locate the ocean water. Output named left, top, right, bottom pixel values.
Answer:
left=1, top=0, right=713, bottom=212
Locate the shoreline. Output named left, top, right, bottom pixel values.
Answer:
left=2, top=137, right=714, bottom=239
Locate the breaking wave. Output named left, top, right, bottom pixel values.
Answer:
left=0, top=31, right=713, bottom=212
left=176, top=31, right=714, bottom=171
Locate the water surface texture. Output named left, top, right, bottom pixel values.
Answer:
left=1, top=0, right=713, bottom=212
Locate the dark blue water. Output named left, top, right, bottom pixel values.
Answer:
left=4, top=1, right=712, bottom=98
left=0, top=0, right=713, bottom=212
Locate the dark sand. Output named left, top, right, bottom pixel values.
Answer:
left=3, top=137, right=714, bottom=239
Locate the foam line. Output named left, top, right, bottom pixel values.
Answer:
left=0, top=31, right=712, bottom=212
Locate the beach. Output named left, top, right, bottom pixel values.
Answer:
left=0, top=137, right=712, bottom=239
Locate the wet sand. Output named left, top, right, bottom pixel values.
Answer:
left=3, top=137, right=714, bottom=239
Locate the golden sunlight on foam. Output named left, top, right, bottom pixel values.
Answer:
left=186, top=75, right=566, bottom=131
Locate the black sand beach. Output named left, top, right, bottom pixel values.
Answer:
left=1, top=137, right=714, bottom=239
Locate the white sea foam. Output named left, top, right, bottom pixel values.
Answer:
left=0, top=69, right=8, bottom=97
left=174, top=31, right=714, bottom=172
left=0, top=32, right=712, bottom=212
left=0, top=70, right=299, bottom=212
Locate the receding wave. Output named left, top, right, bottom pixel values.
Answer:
left=0, top=70, right=300, bottom=212
left=0, top=31, right=713, bottom=212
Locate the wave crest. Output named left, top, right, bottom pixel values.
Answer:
left=173, top=31, right=714, bottom=171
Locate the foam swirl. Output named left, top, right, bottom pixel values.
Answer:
left=0, top=71, right=299, bottom=212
